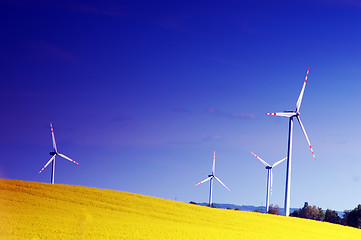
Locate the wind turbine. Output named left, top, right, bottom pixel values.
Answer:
left=195, top=151, right=230, bottom=207
left=266, top=68, right=316, bottom=216
left=251, top=152, right=286, bottom=213
left=38, top=122, right=79, bottom=184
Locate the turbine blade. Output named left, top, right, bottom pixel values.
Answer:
left=272, top=157, right=287, bottom=167
left=250, top=152, right=271, bottom=167
left=38, top=155, right=56, bottom=174
left=270, top=169, right=273, bottom=196
left=58, top=153, right=79, bottom=165
left=212, top=151, right=216, bottom=175
left=296, top=68, right=310, bottom=112
left=214, top=176, right=230, bottom=191
left=296, top=116, right=316, bottom=160
left=195, top=176, right=212, bottom=186
left=50, top=122, right=57, bottom=152
left=265, top=112, right=296, bottom=117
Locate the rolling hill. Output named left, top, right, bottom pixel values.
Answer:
left=0, top=179, right=360, bottom=239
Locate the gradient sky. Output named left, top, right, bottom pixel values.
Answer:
left=1, top=0, right=361, bottom=212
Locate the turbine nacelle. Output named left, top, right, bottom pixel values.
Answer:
left=49, top=151, right=57, bottom=156
left=265, top=166, right=272, bottom=170
left=288, top=110, right=299, bottom=116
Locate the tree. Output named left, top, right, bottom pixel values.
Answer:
left=290, top=202, right=324, bottom=221
left=317, top=207, right=325, bottom=221
left=290, top=209, right=299, bottom=217
left=268, top=204, right=281, bottom=215
left=343, top=205, right=361, bottom=228
left=324, top=209, right=341, bottom=224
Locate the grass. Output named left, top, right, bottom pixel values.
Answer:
left=0, top=179, right=360, bottom=239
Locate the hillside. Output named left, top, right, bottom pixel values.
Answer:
left=0, top=179, right=360, bottom=240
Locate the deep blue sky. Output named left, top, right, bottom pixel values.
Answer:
left=1, top=0, right=361, bottom=212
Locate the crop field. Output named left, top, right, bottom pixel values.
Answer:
left=0, top=179, right=360, bottom=239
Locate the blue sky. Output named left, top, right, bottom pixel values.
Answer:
left=1, top=0, right=361, bottom=212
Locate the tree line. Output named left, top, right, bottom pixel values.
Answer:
left=269, top=202, right=361, bottom=229
left=189, top=201, right=361, bottom=229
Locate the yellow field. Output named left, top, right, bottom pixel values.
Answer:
left=0, top=179, right=360, bottom=240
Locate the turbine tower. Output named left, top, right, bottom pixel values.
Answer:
left=38, top=122, right=79, bottom=184
left=251, top=152, right=286, bottom=213
left=195, top=151, right=230, bottom=207
left=266, top=68, right=316, bottom=216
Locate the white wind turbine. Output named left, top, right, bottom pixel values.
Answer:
left=251, top=152, right=286, bottom=213
left=195, top=151, right=230, bottom=207
left=266, top=68, right=316, bottom=216
left=38, top=122, right=79, bottom=184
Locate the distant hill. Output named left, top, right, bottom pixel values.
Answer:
left=197, top=202, right=343, bottom=217
left=197, top=202, right=297, bottom=213
left=0, top=179, right=359, bottom=240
